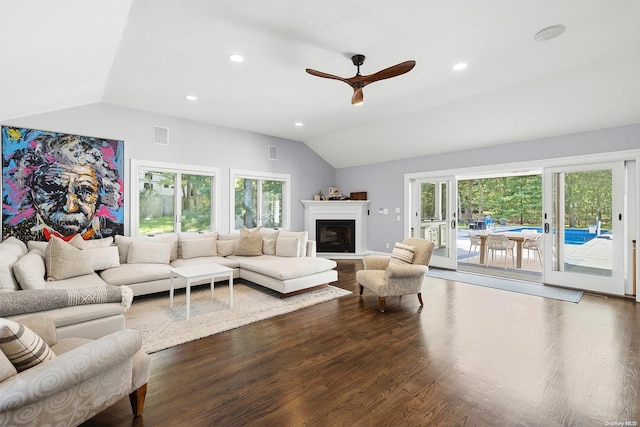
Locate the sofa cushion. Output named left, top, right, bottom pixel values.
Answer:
left=127, top=240, right=171, bottom=264
left=115, top=234, right=178, bottom=263
left=170, top=256, right=240, bottom=269
left=0, top=318, right=56, bottom=372
left=12, top=249, right=47, bottom=290
left=0, top=350, right=17, bottom=382
left=277, top=231, right=308, bottom=257
left=99, top=263, right=173, bottom=286
left=178, top=232, right=218, bottom=258
left=262, top=238, right=276, bottom=255
left=84, top=236, right=114, bottom=248
left=45, top=236, right=94, bottom=281
left=216, top=239, right=238, bottom=257
left=0, top=236, right=28, bottom=292
left=88, top=246, right=121, bottom=271
left=228, top=255, right=337, bottom=281
left=275, top=237, right=300, bottom=257
left=181, top=238, right=217, bottom=259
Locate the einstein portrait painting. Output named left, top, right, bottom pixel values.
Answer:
left=2, top=126, right=124, bottom=242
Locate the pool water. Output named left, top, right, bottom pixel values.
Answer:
left=512, top=227, right=608, bottom=245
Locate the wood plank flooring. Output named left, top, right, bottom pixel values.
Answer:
left=83, top=260, right=639, bottom=427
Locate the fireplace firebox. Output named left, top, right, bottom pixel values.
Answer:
left=316, top=220, right=356, bottom=253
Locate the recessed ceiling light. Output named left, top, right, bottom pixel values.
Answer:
left=185, top=95, right=198, bottom=101
left=452, top=62, right=468, bottom=71
left=227, top=53, right=244, bottom=63
left=533, top=24, right=566, bottom=41
left=294, top=122, right=304, bottom=127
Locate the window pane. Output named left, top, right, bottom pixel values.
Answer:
left=261, top=180, right=283, bottom=228
left=181, top=174, right=212, bottom=232
left=235, top=178, right=258, bottom=229
left=138, top=170, right=175, bottom=234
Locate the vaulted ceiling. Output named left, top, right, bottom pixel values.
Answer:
left=2, top=1, right=639, bottom=168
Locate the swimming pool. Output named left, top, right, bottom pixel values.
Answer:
left=512, top=227, right=608, bottom=245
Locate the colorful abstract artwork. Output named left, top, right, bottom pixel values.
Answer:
left=2, top=126, right=124, bottom=242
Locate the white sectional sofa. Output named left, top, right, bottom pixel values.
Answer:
left=0, top=228, right=338, bottom=339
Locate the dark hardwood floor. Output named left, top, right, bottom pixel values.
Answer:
left=84, top=260, right=639, bottom=427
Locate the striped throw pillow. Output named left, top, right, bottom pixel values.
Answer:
left=0, top=319, right=55, bottom=372
left=389, top=242, right=415, bottom=265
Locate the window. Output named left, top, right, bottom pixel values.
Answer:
left=231, top=169, right=290, bottom=230
left=131, top=160, right=220, bottom=235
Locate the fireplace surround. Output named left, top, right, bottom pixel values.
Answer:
left=302, top=200, right=369, bottom=258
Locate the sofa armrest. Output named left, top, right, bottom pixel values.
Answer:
left=385, top=264, right=429, bottom=278
left=363, top=255, right=391, bottom=270
left=0, top=329, right=141, bottom=411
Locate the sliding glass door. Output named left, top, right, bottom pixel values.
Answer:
left=542, top=162, right=625, bottom=294
left=411, top=177, right=457, bottom=269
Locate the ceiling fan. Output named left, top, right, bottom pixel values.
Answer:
left=305, top=54, right=416, bottom=105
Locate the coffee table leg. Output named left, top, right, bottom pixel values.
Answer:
left=169, top=273, right=175, bottom=308
left=229, top=273, right=233, bottom=308
left=210, top=276, right=215, bottom=300
left=186, top=280, right=191, bottom=320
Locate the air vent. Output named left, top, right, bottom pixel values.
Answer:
left=153, top=126, right=169, bottom=145
left=268, top=145, right=278, bottom=161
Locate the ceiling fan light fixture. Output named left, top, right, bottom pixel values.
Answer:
left=533, top=24, right=566, bottom=41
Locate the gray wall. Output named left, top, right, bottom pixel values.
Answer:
left=2, top=103, right=335, bottom=235
left=336, top=123, right=640, bottom=252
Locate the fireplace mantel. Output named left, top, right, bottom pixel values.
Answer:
left=302, top=200, right=369, bottom=258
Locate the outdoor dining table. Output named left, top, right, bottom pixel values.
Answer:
left=477, top=232, right=533, bottom=268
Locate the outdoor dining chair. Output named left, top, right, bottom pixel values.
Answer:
left=486, top=234, right=515, bottom=269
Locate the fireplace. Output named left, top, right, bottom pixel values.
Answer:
left=302, top=200, right=369, bottom=258
left=316, top=220, right=355, bottom=253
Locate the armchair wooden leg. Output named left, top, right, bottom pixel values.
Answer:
left=417, top=293, right=424, bottom=306
left=358, top=284, right=364, bottom=295
left=378, top=297, right=386, bottom=312
left=129, top=383, right=148, bottom=417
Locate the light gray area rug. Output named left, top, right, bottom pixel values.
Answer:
left=428, top=269, right=583, bottom=303
left=125, top=283, right=351, bottom=353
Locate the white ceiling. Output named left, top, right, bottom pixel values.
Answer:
left=2, top=0, right=640, bottom=168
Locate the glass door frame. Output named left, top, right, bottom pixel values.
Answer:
left=407, top=176, right=458, bottom=270
left=542, top=161, right=625, bottom=295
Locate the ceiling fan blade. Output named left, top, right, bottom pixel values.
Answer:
left=361, top=60, right=416, bottom=84
left=351, top=87, right=364, bottom=105
left=305, top=68, right=348, bottom=84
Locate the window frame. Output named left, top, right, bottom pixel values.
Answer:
left=230, top=169, right=291, bottom=231
left=131, top=159, right=220, bottom=236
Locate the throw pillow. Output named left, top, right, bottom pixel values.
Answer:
left=45, top=236, right=94, bottom=281
left=216, top=240, right=237, bottom=257
left=389, top=242, right=415, bottom=265
left=181, top=238, right=217, bottom=259
left=233, top=226, right=263, bottom=256
left=88, top=246, right=121, bottom=271
left=127, top=241, right=171, bottom=264
left=275, top=237, right=301, bottom=257
left=178, top=232, right=218, bottom=258
left=0, top=236, right=28, bottom=292
left=277, top=231, right=308, bottom=257
left=115, top=234, right=179, bottom=264
left=0, top=318, right=56, bottom=372
left=0, top=350, right=17, bottom=382
left=13, top=249, right=47, bottom=290
left=83, top=236, right=114, bottom=248
left=27, top=240, right=49, bottom=253
left=262, top=238, right=276, bottom=255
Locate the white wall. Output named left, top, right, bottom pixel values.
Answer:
left=336, top=123, right=640, bottom=252
left=2, top=103, right=336, bottom=234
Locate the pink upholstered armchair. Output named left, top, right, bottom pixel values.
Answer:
left=356, top=237, right=435, bottom=312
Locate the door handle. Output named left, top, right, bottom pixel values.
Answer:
left=451, top=220, right=456, bottom=229
left=544, top=223, right=550, bottom=233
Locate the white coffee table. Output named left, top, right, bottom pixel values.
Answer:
left=169, top=264, right=234, bottom=320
